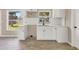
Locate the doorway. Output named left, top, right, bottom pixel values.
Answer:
left=71, top=9, right=79, bottom=49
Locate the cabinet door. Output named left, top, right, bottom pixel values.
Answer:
left=54, top=9, right=65, bottom=18
left=43, top=27, right=52, bottom=40
left=52, top=27, right=57, bottom=40
left=37, top=26, right=44, bottom=40
left=57, top=27, right=68, bottom=42
left=44, top=27, right=55, bottom=40
left=37, top=26, right=57, bottom=40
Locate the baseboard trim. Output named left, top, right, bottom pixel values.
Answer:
left=56, top=40, right=67, bottom=43
left=73, top=44, right=79, bottom=49
left=67, top=41, right=79, bottom=49
left=67, top=42, right=72, bottom=46
left=0, top=35, right=17, bottom=37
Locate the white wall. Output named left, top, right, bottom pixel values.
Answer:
left=71, top=10, right=79, bottom=48
left=65, top=10, right=72, bottom=44
left=1, top=9, right=17, bottom=36
left=0, top=9, right=66, bottom=38
left=0, top=10, right=1, bottom=35
left=24, top=9, right=65, bottom=26
left=66, top=9, right=78, bottom=47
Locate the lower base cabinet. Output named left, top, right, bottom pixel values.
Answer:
left=57, top=27, right=68, bottom=43
left=37, top=26, right=68, bottom=43
left=37, top=26, right=56, bottom=40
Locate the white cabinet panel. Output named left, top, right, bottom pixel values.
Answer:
left=52, top=27, right=57, bottom=40
left=37, top=26, right=44, bottom=40
left=37, top=26, right=68, bottom=42
left=44, top=27, right=52, bottom=40
left=53, top=9, right=65, bottom=18
left=37, top=26, right=56, bottom=40
left=57, top=27, right=68, bottom=43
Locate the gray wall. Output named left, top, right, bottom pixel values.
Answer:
left=65, top=9, right=71, bottom=43
left=1, top=9, right=17, bottom=35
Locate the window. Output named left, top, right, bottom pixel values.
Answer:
left=39, top=12, right=49, bottom=17
left=7, top=10, right=22, bottom=30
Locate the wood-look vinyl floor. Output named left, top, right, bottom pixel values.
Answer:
left=0, top=37, right=77, bottom=50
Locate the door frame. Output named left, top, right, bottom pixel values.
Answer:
left=70, top=10, right=75, bottom=47
left=71, top=9, right=79, bottom=49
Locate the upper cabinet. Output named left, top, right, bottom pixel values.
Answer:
left=26, top=9, right=65, bottom=18
left=6, top=9, right=65, bottom=26
left=38, top=9, right=65, bottom=18
left=53, top=9, right=65, bottom=18
left=38, top=9, right=52, bottom=25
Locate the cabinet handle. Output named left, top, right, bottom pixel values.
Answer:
left=74, top=26, right=77, bottom=28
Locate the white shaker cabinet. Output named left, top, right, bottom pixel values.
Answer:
left=44, top=27, right=52, bottom=40
left=37, top=26, right=56, bottom=40
left=53, top=9, right=65, bottom=18
left=52, top=27, right=57, bottom=40
left=37, top=26, right=68, bottom=43
left=37, top=26, right=44, bottom=40
left=57, top=27, right=68, bottom=43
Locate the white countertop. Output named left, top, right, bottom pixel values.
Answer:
left=37, top=25, right=68, bottom=28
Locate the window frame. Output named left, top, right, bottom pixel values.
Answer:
left=6, top=10, right=23, bottom=31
